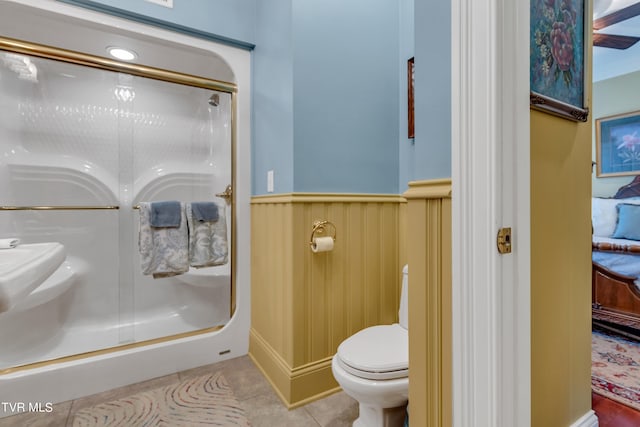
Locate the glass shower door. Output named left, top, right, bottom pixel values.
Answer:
left=128, top=75, right=233, bottom=343
left=0, top=47, right=234, bottom=371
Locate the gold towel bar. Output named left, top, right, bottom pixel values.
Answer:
left=0, top=205, right=120, bottom=211
left=132, top=191, right=231, bottom=210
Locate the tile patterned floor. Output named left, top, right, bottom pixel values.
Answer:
left=0, top=356, right=358, bottom=427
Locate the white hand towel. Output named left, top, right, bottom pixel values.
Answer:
left=0, top=238, right=20, bottom=249
left=138, top=203, right=189, bottom=278
left=186, top=199, right=228, bottom=268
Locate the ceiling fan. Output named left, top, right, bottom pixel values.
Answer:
left=593, top=1, right=640, bottom=49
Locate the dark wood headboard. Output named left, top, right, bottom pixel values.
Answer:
left=615, top=176, right=640, bottom=198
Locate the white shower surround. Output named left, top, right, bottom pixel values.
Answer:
left=0, top=0, right=251, bottom=411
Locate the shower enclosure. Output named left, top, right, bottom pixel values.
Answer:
left=0, top=0, right=250, bottom=409
left=0, top=0, right=251, bottom=410
left=0, top=42, right=234, bottom=370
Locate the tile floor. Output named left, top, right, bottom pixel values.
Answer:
left=0, top=355, right=359, bottom=427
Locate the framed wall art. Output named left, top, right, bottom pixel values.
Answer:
left=596, top=111, right=640, bottom=177
left=408, top=57, right=414, bottom=139
left=530, top=0, right=589, bottom=122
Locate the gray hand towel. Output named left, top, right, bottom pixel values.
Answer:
left=191, top=202, right=219, bottom=222
left=150, top=201, right=182, bottom=227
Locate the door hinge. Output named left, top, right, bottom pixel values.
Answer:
left=497, top=227, right=512, bottom=254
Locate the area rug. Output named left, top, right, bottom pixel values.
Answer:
left=72, top=372, right=251, bottom=426
left=592, top=329, right=640, bottom=411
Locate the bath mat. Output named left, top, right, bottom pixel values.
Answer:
left=72, top=372, right=251, bottom=426
left=592, top=329, right=640, bottom=411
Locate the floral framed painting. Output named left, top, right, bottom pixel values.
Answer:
left=596, top=111, right=640, bottom=177
left=530, top=0, right=589, bottom=122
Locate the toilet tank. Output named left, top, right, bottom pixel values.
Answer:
left=398, top=264, right=409, bottom=329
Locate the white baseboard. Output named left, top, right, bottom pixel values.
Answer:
left=570, top=410, right=598, bottom=427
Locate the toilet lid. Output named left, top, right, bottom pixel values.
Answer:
left=337, top=324, right=408, bottom=380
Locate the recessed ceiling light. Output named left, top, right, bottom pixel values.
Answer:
left=107, top=47, right=137, bottom=61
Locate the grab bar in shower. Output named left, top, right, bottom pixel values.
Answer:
left=0, top=205, right=120, bottom=210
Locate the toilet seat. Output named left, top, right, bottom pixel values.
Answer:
left=336, top=324, right=408, bottom=381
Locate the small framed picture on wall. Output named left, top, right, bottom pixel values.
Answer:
left=408, top=57, right=415, bottom=139
left=596, top=111, right=640, bottom=177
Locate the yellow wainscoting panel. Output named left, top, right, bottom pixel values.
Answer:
left=250, top=198, right=295, bottom=365
left=250, top=193, right=405, bottom=407
left=399, top=200, right=407, bottom=275
left=404, top=179, right=452, bottom=427
left=249, top=329, right=341, bottom=409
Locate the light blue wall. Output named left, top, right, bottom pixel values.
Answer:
left=60, top=1, right=418, bottom=195
left=399, top=0, right=415, bottom=192
left=58, top=0, right=256, bottom=47
left=592, top=70, right=640, bottom=197
left=291, top=0, right=399, bottom=194
left=252, top=0, right=294, bottom=194
left=413, top=0, right=451, bottom=180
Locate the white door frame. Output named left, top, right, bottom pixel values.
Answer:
left=451, top=0, right=531, bottom=425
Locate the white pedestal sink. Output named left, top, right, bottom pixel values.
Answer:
left=0, top=242, right=66, bottom=313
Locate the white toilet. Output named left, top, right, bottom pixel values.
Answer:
left=332, top=264, right=409, bottom=427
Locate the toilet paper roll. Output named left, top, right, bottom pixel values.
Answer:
left=311, top=236, right=334, bottom=253
left=0, top=238, right=19, bottom=249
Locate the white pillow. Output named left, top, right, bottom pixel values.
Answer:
left=592, top=197, right=640, bottom=237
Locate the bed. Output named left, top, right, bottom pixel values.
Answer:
left=592, top=176, right=640, bottom=338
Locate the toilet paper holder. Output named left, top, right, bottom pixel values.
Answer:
left=309, top=220, right=336, bottom=247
